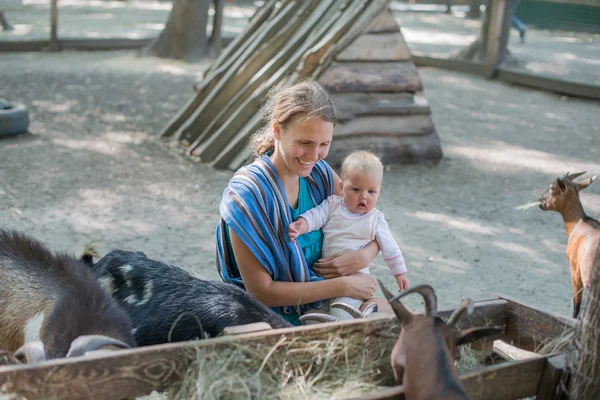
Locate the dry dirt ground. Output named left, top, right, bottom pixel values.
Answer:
left=1, top=50, right=600, bottom=318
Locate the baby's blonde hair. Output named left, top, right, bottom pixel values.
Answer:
left=340, top=150, right=384, bottom=179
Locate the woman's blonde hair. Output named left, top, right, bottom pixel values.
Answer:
left=249, top=79, right=336, bottom=156
left=341, top=150, right=384, bottom=178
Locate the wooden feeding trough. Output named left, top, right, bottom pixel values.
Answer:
left=0, top=294, right=577, bottom=399
left=160, top=0, right=443, bottom=170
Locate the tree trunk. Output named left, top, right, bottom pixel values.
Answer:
left=144, top=0, right=221, bottom=63
left=569, top=267, right=600, bottom=399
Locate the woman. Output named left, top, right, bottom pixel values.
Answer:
left=216, top=80, right=390, bottom=326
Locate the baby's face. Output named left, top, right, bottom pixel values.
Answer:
left=341, top=171, right=382, bottom=214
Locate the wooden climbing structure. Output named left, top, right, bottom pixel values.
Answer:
left=160, top=0, right=443, bottom=169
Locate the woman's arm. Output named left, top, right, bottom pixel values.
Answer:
left=312, top=239, right=380, bottom=279
left=230, top=230, right=377, bottom=307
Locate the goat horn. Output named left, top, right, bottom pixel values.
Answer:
left=299, top=313, right=340, bottom=324
left=66, top=335, right=131, bottom=358
left=387, top=284, right=438, bottom=317
left=567, top=171, right=586, bottom=181
left=14, top=341, right=46, bottom=363
left=379, top=279, right=413, bottom=325
left=330, top=302, right=364, bottom=319
left=446, top=297, right=474, bottom=327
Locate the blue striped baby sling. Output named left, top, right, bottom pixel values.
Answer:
left=216, top=155, right=335, bottom=315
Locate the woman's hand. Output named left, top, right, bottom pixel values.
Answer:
left=313, top=240, right=380, bottom=279
left=342, top=273, right=378, bottom=300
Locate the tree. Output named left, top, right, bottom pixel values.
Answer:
left=143, top=0, right=223, bottom=63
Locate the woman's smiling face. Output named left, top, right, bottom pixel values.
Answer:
left=273, top=116, right=333, bottom=178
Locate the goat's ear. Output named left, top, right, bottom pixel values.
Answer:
left=578, top=175, right=596, bottom=191
left=556, top=179, right=567, bottom=192
left=455, top=326, right=503, bottom=346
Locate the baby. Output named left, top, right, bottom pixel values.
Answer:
left=289, top=150, right=409, bottom=321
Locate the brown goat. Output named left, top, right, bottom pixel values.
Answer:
left=0, top=229, right=136, bottom=363
left=380, top=281, right=501, bottom=400
left=538, top=172, right=599, bottom=318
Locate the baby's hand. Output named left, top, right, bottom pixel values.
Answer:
left=395, top=273, right=410, bottom=292
left=288, top=218, right=308, bottom=242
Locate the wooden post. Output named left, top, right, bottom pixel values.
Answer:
left=484, top=0, right=513, bottom=78
left=536, top=352, right=569, bottom=400
left=49, top=0, right=60, bottom=51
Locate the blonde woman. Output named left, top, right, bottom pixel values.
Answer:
left=216, top=80, right=389, bottom=326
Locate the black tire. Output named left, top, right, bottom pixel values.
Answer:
left=0, top=100, right=29, bottom=137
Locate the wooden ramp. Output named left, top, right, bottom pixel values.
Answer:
left=160, top=0, right=443, bottom=169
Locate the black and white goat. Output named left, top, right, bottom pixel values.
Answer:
left=0, top=229, right=135, bottom=364
left=84, top=249, right=292, bottom=346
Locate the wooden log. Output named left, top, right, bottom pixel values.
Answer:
left=289, top=0, right=369, bottom=82
left=310, top=0, right=392, bottom=79
left=335, top=115, right=435, bottom=138
left=351, top=357, right=549, bottom=400
left=536, top=352, right=569, bottom=400
left=185, top=0, right=334, bottom=155
left=175, top=1, right=306, bottom=144
left=158, top=0, right=281, bottom=138
left=500, top=294, right=577, bottom=352
left=187, top=1, right=340, bottom=159
left=333, top=93, right=430, bottom=121
left=336, top=33, right=412, bottom=62
left=326, top=131, right=443, bottom=167
left=319, top=61, right=423, bottom=93
left=365, top=7, right=400, bottom=34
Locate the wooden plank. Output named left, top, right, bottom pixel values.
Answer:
left=365, top=7, right=400, bottom=33
left=335, top=115, right=435, bottom=138
left=350, top=357, right=548, bottom=400
left=499, top=294, right=577, bottom=352
left=497, top=67, right=600, bottom=101
left=319, top=61, right=423, bottom=93
left=462, top=357, right=548, bottom=400
left=336, top=33, right=411, bottom=62
left=0, top=315, right=398, bottom=400
left=333, top=93, right=430, bottom=121
left=412, top=53, right=489, bottom=76
left=0, top=300, right=506, bottom=399
left=536, top=352, right=569, bottom=400
left=493, top=340, right=543, bottom=361
left=222, top=322, right=272, bottom=336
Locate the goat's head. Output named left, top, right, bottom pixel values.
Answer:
left=12, top=335, right=132, bottom=365
left=379, top=281, right=501, bottom=385
left=539, top=172, right=596, bottom=213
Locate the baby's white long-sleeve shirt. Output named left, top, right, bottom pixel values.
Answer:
left=299, top=195, right=407, bottom=275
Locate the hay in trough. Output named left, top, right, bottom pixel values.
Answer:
left=167, top=326, right=401, bottom=400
